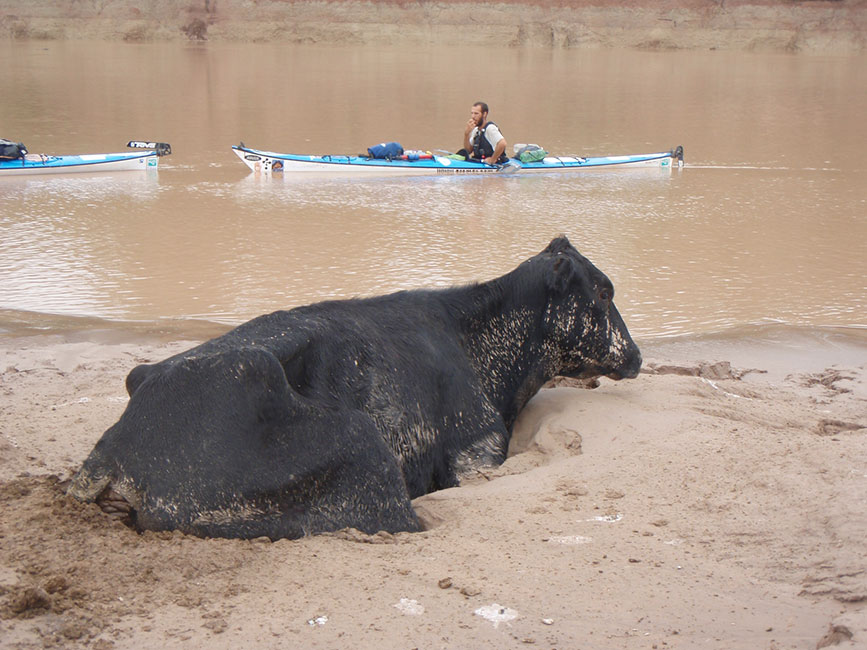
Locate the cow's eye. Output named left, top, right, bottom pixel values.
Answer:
left=599, top=288, right=613, bottom=302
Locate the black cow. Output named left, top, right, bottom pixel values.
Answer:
left=68, top=237, right=641, bottom=539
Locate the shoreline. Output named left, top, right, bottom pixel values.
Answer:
left=2, top=305, right=865, bottom=353
left=1, top=0, right=865, bottom=53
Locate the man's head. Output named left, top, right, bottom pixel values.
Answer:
left=470, top=102, right=489, bottom=127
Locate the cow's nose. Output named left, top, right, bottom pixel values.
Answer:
left=609, top=349, right=642, bottom=380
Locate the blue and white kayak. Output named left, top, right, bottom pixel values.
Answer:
left=232, top=143, right=683, bottom=176
left=0, top=141, right=171, bottom=176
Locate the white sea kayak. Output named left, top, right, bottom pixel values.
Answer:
left=232, top=143, right=684, bottom=176
left=0, top=141, right=171, bottom=176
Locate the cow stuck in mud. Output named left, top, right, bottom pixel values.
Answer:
left=68, top=237, right=641, bottom=540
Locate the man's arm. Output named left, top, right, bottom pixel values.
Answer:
left=464, top=119, right=476, bottom=153
left=487, top=137, right=507, bottom=165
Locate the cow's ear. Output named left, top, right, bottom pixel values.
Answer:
left=126, top=363, right=156, bottom=397
left=548, top=255, right=576, bottom=294
left=543, top=236, right=572, bottom=256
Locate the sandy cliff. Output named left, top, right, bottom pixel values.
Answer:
left=0, top=0, right=865, bottom=52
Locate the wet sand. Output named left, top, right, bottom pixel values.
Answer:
left=0, top=325, right=865, bottom=648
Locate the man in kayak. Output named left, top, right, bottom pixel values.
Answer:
left=460, top=102, right=508, bottom=165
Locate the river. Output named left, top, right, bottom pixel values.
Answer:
left=1, top=41, right=865, bottom=346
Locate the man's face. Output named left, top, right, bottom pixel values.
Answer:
left=470, top=105, right=486, bottom=127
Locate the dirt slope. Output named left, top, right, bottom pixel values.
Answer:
left=0, top=0, right=865, bottom=52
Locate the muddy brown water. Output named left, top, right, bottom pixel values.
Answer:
left=1, top=41, right=865, bottom=345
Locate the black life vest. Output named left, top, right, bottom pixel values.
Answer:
left=472, top=122, right=506, bottom=162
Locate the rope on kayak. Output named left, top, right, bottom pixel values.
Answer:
left=557, top=156, right=588, bottom=165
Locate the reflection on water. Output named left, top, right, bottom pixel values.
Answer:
left=1, top=42, right=865, bottom=340
left=1, top=172, right=165, bottom=318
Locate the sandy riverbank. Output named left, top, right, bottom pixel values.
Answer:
left=0, top=325, right=865, bottom=648
left=0, top=0, right=865, bottom=52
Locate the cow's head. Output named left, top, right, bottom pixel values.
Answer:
left=539, top=236, right=641, bottom=380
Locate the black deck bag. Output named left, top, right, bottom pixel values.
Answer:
left=0, top=139, right=27, bottom=161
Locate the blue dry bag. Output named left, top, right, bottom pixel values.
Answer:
left=367, top=142, right=404, bottom=159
